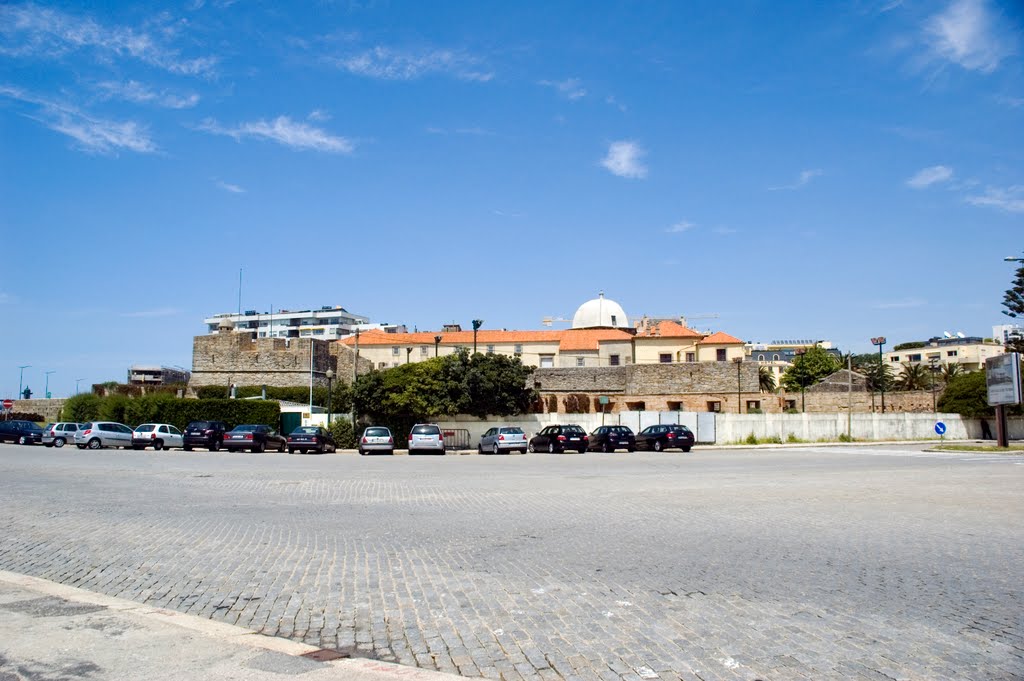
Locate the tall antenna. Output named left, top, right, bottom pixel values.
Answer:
left=237, top=268, right=242, bottom=317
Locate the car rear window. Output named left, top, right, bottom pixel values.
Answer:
left=365, top=427, right=390, bottom=436
left=188, top=421, right=213, bottom=430
left=499, top=427, right=524, bottom=434
left=135, top=425, right=155, bottom=432
left=292, top=426, right=318, bottom=434
left=233, top=425, right=258, bottom=432
left=612, top=426, right=632, bottom=433
left=412, top=425, right=440, bottom=435
left=564, top=426, right=585, bottom=433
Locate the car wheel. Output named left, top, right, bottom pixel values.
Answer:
left=279, top=442, right=286, bottom=452
left=210, top=440, right=221, bottom=452
left=493, top=443, right=500, bottom=455
left=153, top=440, right=164, bottom=451
left=528, top=443, right=536, bottom=453
left=18, top=436, right=28, bottom=445
left=628, top=447, right=636, bottom=452
left=683, top=446, right=692, bottom=453
left=358, top=448, right=365, bottom=455
left=548, top=443, right=555, bottom=454
left=183, top=445, right=192, bottom=451
left=478, top=444, right=484, bottom=454
left=88, top=438, right=102, bottom=450
left=253, top=442, right=265, bottom=453
left=654, top=440, right=663, bottom=452
left=76, top=444, right=86, bottom=450
left=602, top=442, right=612, bottom=453
left=54, top=437, right=65, bottom=448
left=132, top=445, right=144, bottom=451
left=409, top=449, right=418, bottom=455
left=520, top=449, right=527, bottom=454
left=288, top=448, right=295, bottom=454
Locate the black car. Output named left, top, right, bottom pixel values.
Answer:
left=0, top=420, right=44, bottom=445
left=287, top=426, right=336, bottom=454
left=528, top=424, right=589, bottom=453
left=223, top=424, right=287, bottom=453
left=588, top=425, right=636, bottom=452
left=635, top=424, right=695, bottom=452
left=183, top=420, right=229, bottom=451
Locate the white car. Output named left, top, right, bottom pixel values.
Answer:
left=75, top=422, right=134, bottom=450
left=132, top=423, right=184, bottom=451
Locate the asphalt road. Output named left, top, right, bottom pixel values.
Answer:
left=0, top=443, right=1021, bottom=681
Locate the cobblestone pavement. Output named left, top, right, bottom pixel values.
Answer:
left=0, top=443, right=1021, bottom=681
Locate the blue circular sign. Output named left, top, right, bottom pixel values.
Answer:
left=935, top=421, right=946, bottom=435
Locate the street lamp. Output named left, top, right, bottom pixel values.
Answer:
left=44, top=371, right=55, bottom=399
left=472, top=319, right=484, bottom=354
left=928, top=357, right=939, bottom=413
left=732, top=357, right=743, bottom=413
left=75, top=378, right=84, bottom=395
left=871, top=336, right=886, bottom=413
left=18, top=365, right=30, bottom=397
left=406, top=347, right=413, bottom=364
left=434, top=335, right=442, bottom=357
left=325, top=369, right=334, bottom=426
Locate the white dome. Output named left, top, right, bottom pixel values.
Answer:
left=572, top=292, right=629, bottom=329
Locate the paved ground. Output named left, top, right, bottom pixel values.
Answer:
left=0, top=443, right=1021, bottom=681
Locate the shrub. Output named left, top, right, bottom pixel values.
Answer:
left=786, top=433, right=804, bottom=443
left=765, top=434, right=783, bottom=444
left=838, top=433, right=854, bottom=443
left=61, top=393, right=103, bottom=422
left=196, top=385, right=229, bottom=399
left=747, top=408, right=763, bottom=414
left=327, top=419, right=357, bottom=449
left=98, top=394, right=131, bottom=424
left=745, top=432, right=758, bottom=445
left=785, top=408, right=800, bottom=414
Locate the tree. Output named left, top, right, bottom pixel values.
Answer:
left=940, top=363, right=963, bottom=384
left=937, top=371, right=991, bottom=417
left=1003, top=258, right=1024, bottom=353
left=758, top=366, right=776, bottom=393
left=780, top=345, right=840, bottom=392
left=61, top=393, right=102, bottom=422
left=896, top=363, right=930, bottom=391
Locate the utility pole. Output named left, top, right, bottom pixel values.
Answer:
left=350, top=328, right=360, bottom=429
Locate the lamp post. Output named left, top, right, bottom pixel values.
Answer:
left=18, top=365, right=30, bottom=397
left=434, top=335, right=442, bottom=357
left=732, top=357, right=743, bottom=413
left=75, top=378, right=83, bottom=395
left=406, top=347, right=413, bottom=364
left=472, top=319, right=483, bottom=354
left=350, top=328, right=360, bottom=431
left=325, top=369, right=334, bottom=426
left=871, top=336, right=886, bottom=413
left=44, top=371, right=55, bottom=399
left=928, top=357, right=939, bottom=413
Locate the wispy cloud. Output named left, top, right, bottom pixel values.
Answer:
left=333, top=46, right=492, bottom=82
left=0, top=85, right=156, bottom=154
left=95, top=80, right=199, bottom=109
left=922, top=0, right=1015, bottom=74
left=769, top=169, right=823, bottom=191
left=539, top=78, right=586, bottom=100
left=605, top=95, right=627, bottom=111
left=907, top=165, right=954, bottom=188
left=120, top=307, right=180, bottom=318
left=0, top=4, right=216, bottom=76
left=198, top=116, right=354, bottom=153
left=873, top=297, right=927, bottom=309
left=665, top=220, right=695, bottom=234
left=308, top=109, right=331, bottom=122
left=216, top=180, right=245, bottom=194
left=965, top=185, right=1024, bottom=213
left=601, top=140, right=647, bottom=179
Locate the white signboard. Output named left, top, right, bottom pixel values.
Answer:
left=986, top=353, right=1022, bottom=406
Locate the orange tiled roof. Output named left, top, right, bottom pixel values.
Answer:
left=557, top=328, right=634, bottom=351
left=699, top=331, right=745, bottom=345
left=635, top=320, right=703, bottom=339
left=340, top=327, right=632, bottom=351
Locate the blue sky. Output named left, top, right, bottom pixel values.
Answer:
left=1, top=0, right=1022, bottom=398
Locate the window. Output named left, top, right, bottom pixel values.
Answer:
left=486, top=345, right=495, bottom=354
left=312, top=329, right=325, bottom=335
left=908, top=354, right=922, bottom=362
left=514, top=344, right=522, bottom=355
left=746, top=400, right=761, bottom=411
left=392, top=346, right=400, bottom=356
left=609, top=354, right=620, bottom=366
left=420, top=346, right=429, bottom=356
left=785, top=399, right=797, bottom=410
left=540, top=355, right=554, bottom=368
left=890, top=356, right=900, bottom=362
left=667, top=401, right=682, bottom=411
left=686, top=352, right=696, bottom=362
left=947, top=350, right=958, bottom=357
left=716, top=349, right=727, bottom=362
left=757, top=354, right=765, bottom=361
left=576, top=357, right=586, bottom=367
left=610, top=314, right=617, bottom=326
left=659, top=353, right=672, bottom=363
left=378, top=362, right=386, bottom=369
left=707, top=401, right=721, bottom=412
left=626, top=401, right=646, bottom=411
left=773, top=354, right=780, bottom=361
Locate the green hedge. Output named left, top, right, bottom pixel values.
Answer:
left=62, top=394, right=280, bottom=430
left=195, top=384, right=350, bottom=410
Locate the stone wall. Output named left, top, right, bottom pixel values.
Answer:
left=4, top=398, right=66, bottom=421
left=331, top=344, right=374, bottom=382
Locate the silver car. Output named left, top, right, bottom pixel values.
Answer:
left=132, top=423, right=184, bottom=451
left=359, top=426, right=394, bottom=455
left=408, top=423, right=445, bottom=455
left=75, top=422, right=134, bottom=450
left=42, top=422, right=84, bottom=448
left=478, top=426, right=527, bottom=454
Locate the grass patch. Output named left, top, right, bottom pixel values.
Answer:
left=931, top=444, right=1024, bottom=453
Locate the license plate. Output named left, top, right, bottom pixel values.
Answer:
left=569, top=437, right=579, bottom=441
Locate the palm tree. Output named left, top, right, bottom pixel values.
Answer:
left=941, top=363, right=963, bottom=383
left=758, top=366, right=776, bottom=393
left=897, top=362, right=930, bottom=391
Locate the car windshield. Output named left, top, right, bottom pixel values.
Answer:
left=412, top=425, right=440, bottom=435
left=292, top=427, right=319, bottom=434
left=232, top=425, right=259, bottom=432
left=365, top=427, right=390, bottom=436
left=135, top=425, right=155, bottom=432
left=499, top=428, right=523, bottom=434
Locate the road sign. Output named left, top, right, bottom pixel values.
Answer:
left=934, top=421, right=946, bottom=436
left=1, top=399, right=12, bottom=410
left=985, top=353, right=1022, bottom=406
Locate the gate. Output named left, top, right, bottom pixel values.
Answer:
left=442, top=428, right=471, bottom=451
left=280, top=412, right=302, bottom=436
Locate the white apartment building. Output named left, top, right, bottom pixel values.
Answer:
left=204, top=306, right=378, bottom=340
left=883, top=335, right=1004, bottom=373
left=993, top=323, right=1024, bottom=346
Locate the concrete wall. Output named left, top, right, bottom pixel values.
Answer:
left=3, top=398, right=66, bottom=421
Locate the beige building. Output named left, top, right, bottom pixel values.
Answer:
left=883, top=336, right=1004, bottom=374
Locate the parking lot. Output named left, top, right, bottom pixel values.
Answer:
left=0, top=443, right=1021, bottom=681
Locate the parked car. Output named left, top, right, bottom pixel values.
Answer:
left=358, top=426, right=394, bottom=455
left=588, top=425, right=636, bottom=452
left=223, top=424, right=287, bottom=453
left=635, top=424, right=695, bottom=452
left=132, top=423, right=184, bottom=451
left=75, top=422, right=134, bottom=449
left=183, top=420, right=229, bottom=451
left=408, top=424, right=445, bottom=455
left=0, top=420, right=44, bottom=445
left=42, top=422, right=84, bottom=448
left=478, top=426, right=528, bottom=454
left=287, top=426, right=336, bottom=454
left=528, top=425, right=589, bottom=453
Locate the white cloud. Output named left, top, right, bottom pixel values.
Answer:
left=601, top=140, right=647, bottom=179
left=906, top=165, right=954, bottom=188
left=539, top=78, right=586, bottom=100
left=216, top=180, right=245, bottom=194
left=0, top=4, right=216, bottom=76
left=335, top=46, right=492, bottom=82
left=965, top=185, right=1024, bottom=213
left=96, top=80, right=199, bottom=109
left=0, top=85, right=156, bottom=154
left=923, top=0, right=1015, bottom=73
left=308, top=109, right=331, bottom=122
left=665, top=220, right=695, bottom=234
left=769, top=168, right=823, bottom=191
left=198, top=116, right=354, bottom=153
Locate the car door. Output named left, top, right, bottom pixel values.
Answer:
left=637, top=426, right=652, bottom=449
left=163, top=425, right=183, bottom=448
left=481, top=428, right=495, bottom=449
left=116, top=424, right=134, bottom=447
